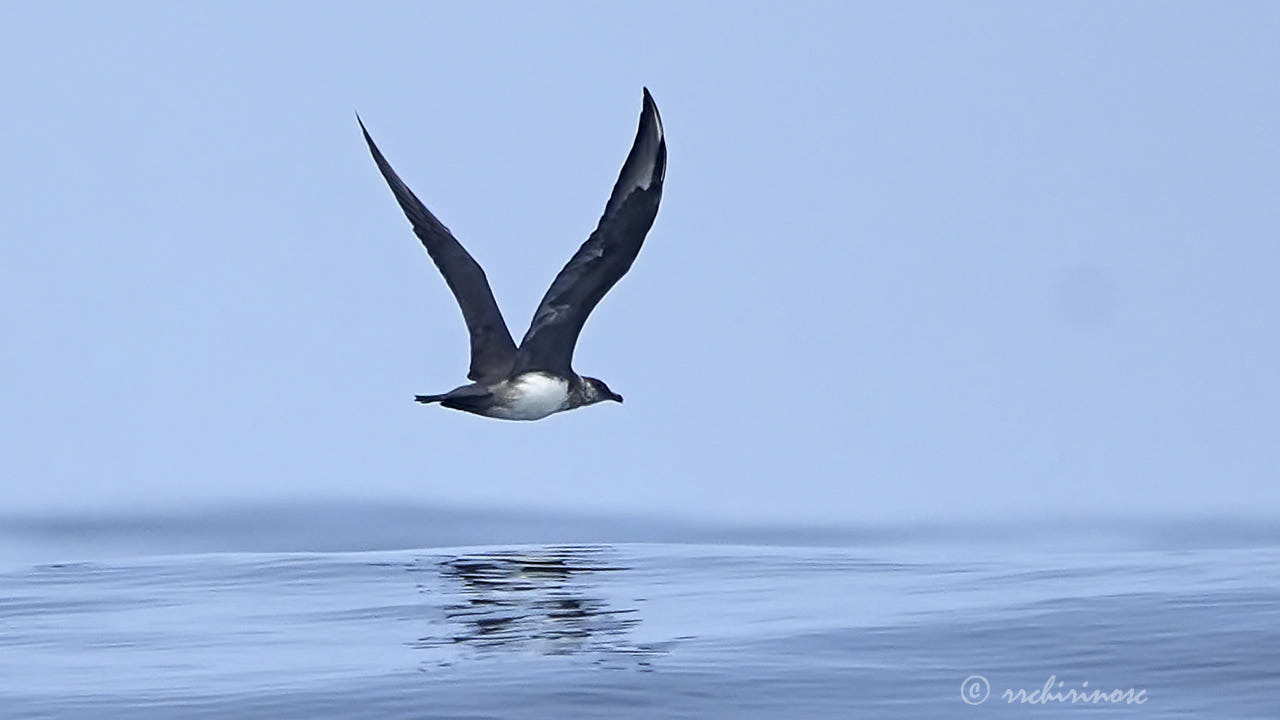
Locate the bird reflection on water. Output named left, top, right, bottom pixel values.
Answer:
left=410, top=545, right=662, bottom=663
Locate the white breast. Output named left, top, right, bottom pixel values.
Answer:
left=490, top=373, right=570, bottom=421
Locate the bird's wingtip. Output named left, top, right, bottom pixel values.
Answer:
left=356, top=113, right=378, bottom=147
left=640, top=88, right=662, bottom=139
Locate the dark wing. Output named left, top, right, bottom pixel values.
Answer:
left=359, top=117, right=518, bottom=382
left=511, top=88, right=667, bottom=376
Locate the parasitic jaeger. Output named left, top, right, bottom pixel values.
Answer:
left=359, top=89, right=666, bottom=421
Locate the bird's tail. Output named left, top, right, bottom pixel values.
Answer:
left=414, top=393, right=448, bottom=404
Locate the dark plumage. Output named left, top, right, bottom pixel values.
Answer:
left=360, top=89, right=666, bottom=421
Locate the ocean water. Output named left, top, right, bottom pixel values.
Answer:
left=1, top=504, right=1277, bottom=719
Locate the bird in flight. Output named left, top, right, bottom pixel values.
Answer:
left=359, top=89, right=666, bottom=421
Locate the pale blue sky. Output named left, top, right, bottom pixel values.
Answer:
left=1, top=2, right=1277, bottom=523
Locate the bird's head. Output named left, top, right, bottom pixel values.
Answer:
left=583, top=377, right=623, bottom=405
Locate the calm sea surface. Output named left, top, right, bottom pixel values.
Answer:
left=2, top=504, right=1277, bottom=719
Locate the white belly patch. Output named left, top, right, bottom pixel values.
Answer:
left=490, top=373, right=570, bottom=421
